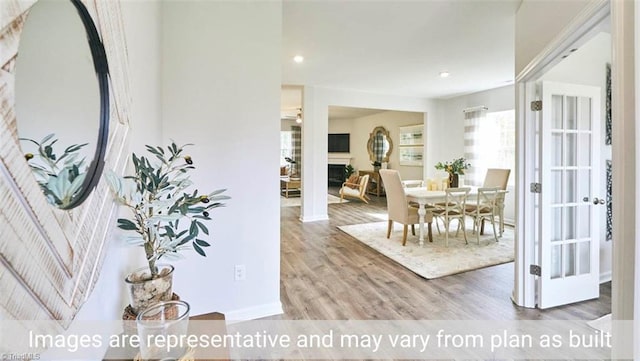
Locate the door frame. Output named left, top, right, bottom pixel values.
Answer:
left=516, top=3, right=638, bottom=349
left=514, top=0, right=611, bottom=309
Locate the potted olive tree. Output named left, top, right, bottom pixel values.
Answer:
left=106, top=142, right=229, bottom=314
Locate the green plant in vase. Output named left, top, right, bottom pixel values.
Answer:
left=434, top=157, right=470, bottom=187
left=344, top=164, right=355, bottom=178
left=106, top=142, right=229, bottom=313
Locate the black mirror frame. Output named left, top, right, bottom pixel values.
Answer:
left=59, top=0, right=110, bottom=209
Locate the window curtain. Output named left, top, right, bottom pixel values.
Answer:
left=291, top=126, right=301, bottom=175
left=463, top=108, right=487, bottom=186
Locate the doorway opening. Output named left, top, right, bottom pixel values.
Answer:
left=515, top=6, right=611, bottom=311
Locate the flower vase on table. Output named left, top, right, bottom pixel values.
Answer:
left=435, top=157, right=470, bottom=189
left=449, top=173, right=459, bottom=188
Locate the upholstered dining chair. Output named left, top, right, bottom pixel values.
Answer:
left=339, top=174, right=370, bottom=203
left=379, top=170, right=433, bottom=246
left=467, top=187, right=500, bottom=244
left=471, top=168, right=511, bottom=236
left=483, top=168, right=511, bottom=189
left=431, top=187, right=470, bottom=246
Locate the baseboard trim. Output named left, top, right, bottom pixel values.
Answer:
left=300, top=214, right=329, bottom=222
left=223, top=302, right=283, bottom=322
left=600, top=271, right=612, bottom=284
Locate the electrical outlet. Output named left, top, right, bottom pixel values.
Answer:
left=234, top=265, right=246, bottom=281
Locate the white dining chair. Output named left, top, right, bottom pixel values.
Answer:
left=467, top=187, right=500, bottom=243
left=473, top=168, right=511, bottom=236
left=431, top=187, right=470, bottom=246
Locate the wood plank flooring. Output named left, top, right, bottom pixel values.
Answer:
left=277, top=189, right=611, bottom=321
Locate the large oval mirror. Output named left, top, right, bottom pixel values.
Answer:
left=14, top=0, right=110, bottom=209
left=367, top=126, right=393, bottom=163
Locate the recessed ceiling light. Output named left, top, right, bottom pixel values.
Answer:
left=439, top=71, right=450, bottom=78
left=293, top=55, right=304, bottom=63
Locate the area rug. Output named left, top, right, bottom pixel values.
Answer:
left=281, top=194, right=347, bottom=207
left=587, top=313, right=611, bottom=334
left=338, top=221, right=514, bottom=279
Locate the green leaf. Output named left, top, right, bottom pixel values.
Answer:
left=40, top=133, right=55, bottom=144
left=195, top=239, right=210, bottom=247
left=193, top=242, right=206, bottom=257
left=117, top=218, right=138, bottom=231
left=189, top=220, right=199, bottom=237
left=44, top=145, right=55, bottom=159
left=177, top=232, right=195, bottom=246
left=196, top=221, right=209, bottom=235
left=176, top=229, right=188, bottom=238
left=164, top=226, right=176, bottom=237
left=64, top=143, right=88, bottom=153
left=209, top=189, right=228, bottom=196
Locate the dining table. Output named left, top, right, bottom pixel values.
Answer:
left=404, top=186, right=507, bottom=247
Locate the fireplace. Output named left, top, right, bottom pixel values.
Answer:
left=328, top=164, right=346, bottom=186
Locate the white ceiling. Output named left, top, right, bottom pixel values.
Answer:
left=282, top=0, right=521, bottom=107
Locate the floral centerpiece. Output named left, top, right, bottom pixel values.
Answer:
left=106, top=142, right=229, bottom=313
left=434, top=157, right=470, bottom=187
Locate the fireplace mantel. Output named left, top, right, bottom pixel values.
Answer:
left=328, top=154, right=352, bottom=165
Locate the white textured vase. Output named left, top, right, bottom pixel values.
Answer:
left=125, top=264, right=174, bottom=314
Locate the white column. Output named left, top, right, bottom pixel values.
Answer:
left=300, top=86, right=329, bottom=222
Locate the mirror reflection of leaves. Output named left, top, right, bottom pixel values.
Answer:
left=20, top=133, right=88, bottom=208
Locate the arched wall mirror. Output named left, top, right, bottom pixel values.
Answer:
left=14, top=0, right=110, bottom=209
left=367, top=126, right=393, bottom=163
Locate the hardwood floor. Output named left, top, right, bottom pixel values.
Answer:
left=277, top=189, right=611, bottom=321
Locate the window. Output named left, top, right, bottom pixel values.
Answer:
left=465, top=109, right=515, bottom=186
left=280, top=131, right=292, bottom=166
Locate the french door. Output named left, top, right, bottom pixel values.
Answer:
left=538, top=81, right=601, bottom=309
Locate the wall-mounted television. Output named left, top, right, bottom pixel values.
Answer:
left=328, top=133, right=350, bottom=153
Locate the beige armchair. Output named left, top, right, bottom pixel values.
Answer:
left=379, top=170, right=433, bottom=246
left=339, top=174, right=370, bottom=203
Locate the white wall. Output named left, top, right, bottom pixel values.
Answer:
left=438, top=85, right=516, bottom=223
left=515, top=0, right=595, bottom=75
left=281, top=119, right=297, bottom=131
left=75, top=0, right=162, bottom=322
left=301, top=86, right=439, bottom=222
left=161, top=1, right=282, bottom=319
left=539, top=31, right=612, bottom=281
